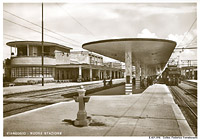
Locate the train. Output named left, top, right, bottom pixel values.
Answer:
left=161, top=65, right=181, bottom=86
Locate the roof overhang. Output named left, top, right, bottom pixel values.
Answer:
left=83, top=38, right=176, bottom=70
left=6, top=41, right=72, bottom=50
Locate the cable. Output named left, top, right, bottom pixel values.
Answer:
left=176, top=18, right=197, bottom=48
left=184, top=36, right=197, bottom=48
left=175, top=47, right=197, bottom=50
left=178, top=42, right=196, bottom=47
left=4, top=34, right=27, bottom=41
left=56, top=3, right=95, bottom=38
left=3, top=10, right=81, bottom=45
left=4, top=18, right=81, bottom=48
left=4, top=18, right=41, bottom=34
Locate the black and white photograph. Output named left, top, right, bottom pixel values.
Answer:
left=2, top=0, right=198, bottom=137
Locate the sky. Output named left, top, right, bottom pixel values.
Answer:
left=3, top=2, right=197, bottom=66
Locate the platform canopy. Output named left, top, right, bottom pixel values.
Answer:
left=83, top=38, right=176, bottom=69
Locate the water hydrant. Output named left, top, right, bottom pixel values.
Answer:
left=73, top=85, right=91, bottom=126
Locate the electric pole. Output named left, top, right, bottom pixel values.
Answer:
left=42, top=3, right=44, bottom=86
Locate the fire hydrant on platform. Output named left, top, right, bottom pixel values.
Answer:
left=73, top=85, right=91, bottom=126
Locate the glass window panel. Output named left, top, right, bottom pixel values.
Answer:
left=33, top=67, right=36, bottom=77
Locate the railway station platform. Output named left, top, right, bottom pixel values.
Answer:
left=3, top=79, right=125, bottom=95
left=187, top=80, right=197, bottom=83
left=3, top=84, right=194, bottom=136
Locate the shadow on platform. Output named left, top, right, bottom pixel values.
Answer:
left=89, top=85, right=145, bottom=96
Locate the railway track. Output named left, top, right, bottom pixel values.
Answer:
left=169, top=86, right=197, bottom=135
left=182, top=80, right=197, bottom=88
left=4, top=82, right=103, bottom=98
left=178, top=85, right=197, bottom=99
left=3, top=83, right=101, bottom=117
left=3, top=103, right=49, bottom=117
left=3, top=82, right=124, bottom=118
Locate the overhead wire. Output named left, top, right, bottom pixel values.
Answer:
left=4, top=34, right=27, bottom=41
left=176, top=18, right=197, bottom=48
left=3, top=18, right=81, bottom=49
left=184, top=36, right=197, bottom=48
left=55, top=3, right=96, bottom=38
left=3, top=10, right=81, bottom=45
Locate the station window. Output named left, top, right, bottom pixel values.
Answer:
left=11, top=67, right=53, bottom=78
left=17, top=46, right=27, bottom=56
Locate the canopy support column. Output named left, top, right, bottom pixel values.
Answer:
left=125, top=46, right=132, bottom=95
left=135, top=60, right=141, bottom=89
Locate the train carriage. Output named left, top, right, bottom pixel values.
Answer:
left=162, top=65, right=181, bottom=86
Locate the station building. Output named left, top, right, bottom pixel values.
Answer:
left=181, top=66, right=197, bottom=80
left=6, top=41, right=124, bottom=83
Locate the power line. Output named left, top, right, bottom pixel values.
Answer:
left=178, top=42, right=196, bottom=47
left=176, top=18, right=197, bottom=48
left=4, top=34, right=27, bottom=41
left=3, top=10, right=81, bottom=45
left=56, top=3, right=95, bottom=38
left=4, top=18, right=41, bottom=34
left=173, top=35, right=197, bottom=53
left=184, top=36, right=197, bottom=48
left=4, top=37, right=15, bottom=40
left=4, top=18, right=81, bottom=48
left=175, top=47, right=197, bottom=50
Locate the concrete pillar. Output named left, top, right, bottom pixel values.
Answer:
left=78, top=65, right=82, bottom=79
left=140, top=63, right=145, bottom=88
left=112, top=71, right=115, bottom=79
left=145, top=66, right=148, bottom=77
left=97, top=69, right=100, bottom=80
left=90, top=68, right=92, bottom=81
left=59, top=70, right=62, bottom=81
left=141, top=63, right=145, bottom=80
left=110, top=70, right=112, bottom=79
left=188, top=69, right=191, bottom=79
left=27, top=44, right=29, bottom=56
left=103, top=70, right=107, bottom=79
left=125, top=46, right=132, bottom=95
left=192, top=68, right=194, bottom=79
left=135, top=60, right=141, bottom=89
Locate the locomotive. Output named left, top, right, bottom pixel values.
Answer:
left=162, top=65, right=181, bottom=86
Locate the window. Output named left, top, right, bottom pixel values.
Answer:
left=17, top=47, right=27, bottom=56
left=11, top=67, right=53, bottom=78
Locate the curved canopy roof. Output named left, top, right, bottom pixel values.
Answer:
left=83, top=38, right=176, bottom=69
left=6, top=41, right=72, bottom=50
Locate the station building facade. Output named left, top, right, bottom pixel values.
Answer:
left=6, top=41, right=124, bottom=83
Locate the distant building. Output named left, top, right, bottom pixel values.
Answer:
left=3, top=58, right=11, bottom=82
left=6, top=41, right=124, bottom=83
left=180, top=66, right=197, bottom=80
left=56, top=51, right=124, bottom=82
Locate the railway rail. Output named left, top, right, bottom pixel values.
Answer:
left=178, top=84, right=197, bottom=99
left=169, top=86, right=197, bottom=135
left=4, top=82, right=103, bottom=98
left=3, top=103, right=49, bottom=117
left=3, top=81, right=124, bottom=117
left=182, top=80, right=197, bottom=88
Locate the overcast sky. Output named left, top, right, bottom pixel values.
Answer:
left=3, top=2, right=197, bottom=65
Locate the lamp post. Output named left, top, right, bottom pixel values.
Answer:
left=41, top=3, right=44, bottom=86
